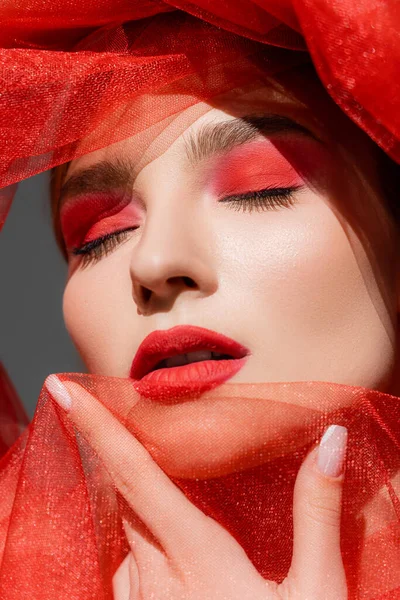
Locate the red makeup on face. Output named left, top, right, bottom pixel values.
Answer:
left=60, top=136, right=329, bottom=254
left=209, top=137, right=327, bottom=197
left=60, top=193, right=140, bottom=250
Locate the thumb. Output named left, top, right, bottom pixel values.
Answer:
left=289, top=425, right=348, bottom=600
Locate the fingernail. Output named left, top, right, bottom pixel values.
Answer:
left=46, top=374, right=72, bottom=412
left=317, top=424, right=348, bottom=478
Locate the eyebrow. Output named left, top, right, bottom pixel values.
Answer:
left=184, top=114, right=317, bottom=163
left=58, top=114, right=318, bottom=206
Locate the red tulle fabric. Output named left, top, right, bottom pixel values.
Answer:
left=1, top=376, right=400, bottom=599
left=0, top=1, right=400, bottom=598
left=0, top=0, right=399, bottom=227
left=0, top=363, right=29, bottom=458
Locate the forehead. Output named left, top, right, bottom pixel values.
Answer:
left=60, top=113, right=326, bottom=212
left=62, top=67, right=373, bottom=200
left=64, top=78, right=339, bottom=175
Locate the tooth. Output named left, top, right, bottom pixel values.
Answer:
left=164, top=354, right=188, bottom=368
left=162, top=350, right=226, bottom=370
left=186, top=350, right=213, bottom=364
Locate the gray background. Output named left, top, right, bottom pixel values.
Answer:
left=0, top=172, right=84, bottom=419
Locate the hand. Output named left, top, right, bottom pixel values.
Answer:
left=46, top=375, right=348, bottom=600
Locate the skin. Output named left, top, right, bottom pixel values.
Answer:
left=49, top=73, right=400, bottom=597
left=61, top=91, right=400, bottom=397
left=47, top=374, right=348, bottom=600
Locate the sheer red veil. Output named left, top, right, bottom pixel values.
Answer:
left=0, top=2, right=399, bottom=598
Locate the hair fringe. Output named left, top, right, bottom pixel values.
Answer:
left=50, top=162, right=70, bottom=261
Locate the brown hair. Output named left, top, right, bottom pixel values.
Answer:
left=50, top=162, right=70, bottom=260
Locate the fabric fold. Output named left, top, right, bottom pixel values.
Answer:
left=0, top=375, right=399, bottom=598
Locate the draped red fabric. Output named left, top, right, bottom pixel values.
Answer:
left=0, top=363, right=29, bottom=458
left=0, top=1, right=399, bottom=598
left=0, top=0, right=398, bottom=220
left=1, top=376, right=400, bottom=598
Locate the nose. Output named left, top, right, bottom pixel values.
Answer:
left=129, top=202, right=218, bottom=315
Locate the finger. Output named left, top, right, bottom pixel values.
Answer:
left=112, top=552, right=139, bottom=600
left=127, top=553, right=140, bottom=600
left=289, top=424, right=348, bottom=600
left=45, top=375, right=222, bottom=562
left=123, top=519, right=172, bottom=594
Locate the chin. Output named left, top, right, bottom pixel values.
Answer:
left=125, top=381, right=329, bottom=479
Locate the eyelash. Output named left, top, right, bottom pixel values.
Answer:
left=71, top=228, right=138, bottom=268
left=219, top=186, right=300, bottom=212
left=71, top=186, right=301, bottom=267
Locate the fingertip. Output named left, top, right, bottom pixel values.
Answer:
left=316, top=424, right=348, bottom=479
left=45, top=374, right=72, bottom=412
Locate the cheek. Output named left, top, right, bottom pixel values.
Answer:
left=221, top=198, right=396, bottom=388
left=62, top=261, right=134, bottom=376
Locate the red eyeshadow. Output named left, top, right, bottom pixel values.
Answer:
left=60, top=192, right=140, bottom=250
left=209, top=137, right=328, bottom=197
left=83, top=204, right=139, bottom=243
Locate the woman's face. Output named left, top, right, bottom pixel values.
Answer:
left=59, top=82, right=400, bottom=407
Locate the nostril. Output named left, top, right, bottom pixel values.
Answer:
left=182, top=276, right=197, bottom=288
left=166, top=276, right=197, bottom=289
left=141, top=287, right=152, bottom=303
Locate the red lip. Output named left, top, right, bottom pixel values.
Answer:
left=129, top=325, right=250, bottom=402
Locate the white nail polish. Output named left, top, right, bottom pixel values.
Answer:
left=317, top=424, right=348, bottom=478
left=46, top=374, right=72, bottom=412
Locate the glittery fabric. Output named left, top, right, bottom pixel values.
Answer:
left=0, top=363, right=28, bottom=457
left=0, top=0, right=399, bottom=229
left=0, top=2, right=400, bottom=598
left=0, top=375, right=400, bottom=598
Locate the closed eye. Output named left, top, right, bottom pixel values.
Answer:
left=71, top=227, right=138, bottom=267
left=71, top=185, right=303, bottom=267
left=219, top=185, right=303, bottom=212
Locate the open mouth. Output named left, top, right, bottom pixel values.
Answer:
left=150, top=350, right=234, bottom=372
left=129, top=325, right=250, bottom=400
left=131, top=353, right=247, bottom=401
